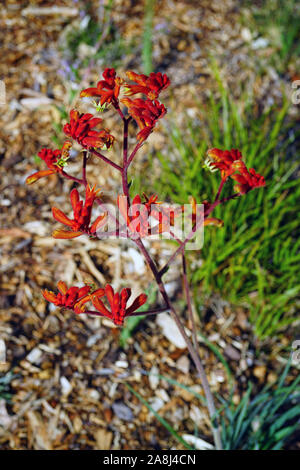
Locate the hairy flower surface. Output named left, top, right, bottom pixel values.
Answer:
left=206, top=148, right=265, bottom=193
left=26, top=141, right=72, bottom=184
left=125, top=71, right=170, bottom=100
left=121, top=98, right=166, bottom=141
left=92, top=284, right=147, bottom=325
left=63, top=109, right=114, bottom=149
left=52, top=185, right=106, bottom=239
left=80, top=67, right=123, bottom=106
left=231, top=165, right=266, bottom=194
left=206, top=148, right=243, bottom=180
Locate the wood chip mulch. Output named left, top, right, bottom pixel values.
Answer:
left=0, top=0, right=298, bottom=450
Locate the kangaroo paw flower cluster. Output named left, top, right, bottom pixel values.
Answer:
left=205, top=148, right=265, bottom=193
left=80, top=67, right=124, bottom=106
left=92, top=284, right=147, bottom=326
left=26, top=67, right=265, bottom=331
left=26, top=66, right=268, bottom=450
left=26, top=141, right=72, bottom=184
left=124, top=71, right=170, bottom=100
left=52, top=185, right=106, bottom=239
left=42, top=281, right=92, bottom=311
left=63, top=109, right=115, bottom=149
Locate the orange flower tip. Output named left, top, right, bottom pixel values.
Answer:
left=204, top=218, right=224, bottom=228
left=52, top=229, right=83, bottom=239
left=26, top=169, right=54, bottom=185
left=52, top=207, right=73, bottom=226
left=42, top=290, right=57, bottom=303
left=74, top=303, right=87, bottom=314
left=80, top=90, right=91, bottom=98
left=57, top=280, right=68, bottom=295
left=206, top=148, right=216, bottom=157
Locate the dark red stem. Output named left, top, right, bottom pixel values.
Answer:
left=90, top=148, right=122, bottom=172
left=182, top=251, right=198, bottom=350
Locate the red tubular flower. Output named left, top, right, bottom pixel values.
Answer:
left=205, top=148, right=265, bottom=193
left=121, top=98, right=167, bottom=142
left=125, top=71, right=170, bottom=100
left=92, top=284, right=147, bottom=326
left=52, top=185, right=106, bottom=239
left=80, top=68, right=124, bottom=106
left=42, top=281, right=92, bottom=309
left=26, top=141, right=72, bottom=184
left=63, top=109, right=115, bottom=149
left=42, top=281, right=105, bottom=313
left=206, top=148, right=243, bottom=180
left=231, top=166, right=266, bottom=194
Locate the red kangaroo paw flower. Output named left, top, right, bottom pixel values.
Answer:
left=206, top=148, right=243, bottom=180
left=121, top=98, right=167, bottom=142
left=118, top=193, right=177, bottom=238
left=52, top=207, right=73, bottom=227
left=42, top=282, right=92, bottom=310
left=26, top=141, right=72, bottom=184
left=125, top=71, right=170, bottom=100
left=74, top=287, right=105, bottom=314
left=232, top=167, right=266, bottom=194
left=125, top=293, right=148, bottom=316
left=63, top=109, right=115, bottom=149
left=205, top=148, right=265, bottom=193
left=91, top=284, right=148, bottom=326
left=52, top=229, right=83, bottom=239
left=26, top=169, right=56, bottom=185
left=80, top=68, right=124, bottom=106
left=51, top=185, right=102, bottom=238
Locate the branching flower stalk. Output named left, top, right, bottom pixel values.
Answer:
left=26, top=68, right=266, bottom=450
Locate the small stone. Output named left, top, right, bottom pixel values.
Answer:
left=115, top=360, right=128, bottom=368
left=224, top=345, right=240, bottom=361
left=26, top=347, right=42, bottom=364
left=112, top=402, right=133, bottom=421
left=60, top=376, right=72, bottom=397
left=241, top=27, right=252, bottom=42
left=253, top=365, right=266, bottom=381
left=156, top=313, right=186, bottom=349
left=149, top=365, right=160, bottom=390
left=149, top=397, right=164, bottom=412
left=176, top=355, right=190, bottom=374
left=252, top=37, right=269, bottom=50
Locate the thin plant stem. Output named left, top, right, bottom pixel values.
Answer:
left=82, top=151, right=88, bottom=186
left=61, top=170, right=84, bottom=185
left=214, top=178, right=225, bottom=202
left=135, top=237, right=223, bottom=450
left=160, top=192, right=240, bottom=276
left=182, top=251, right=198, bottom=350
left=82, top=306, right=169, bottom=318
left=90, top=148, right=122, bottom=172
left=122, top=117, right=130, bottom=200
left=127, top=141, right=143, bottom=167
